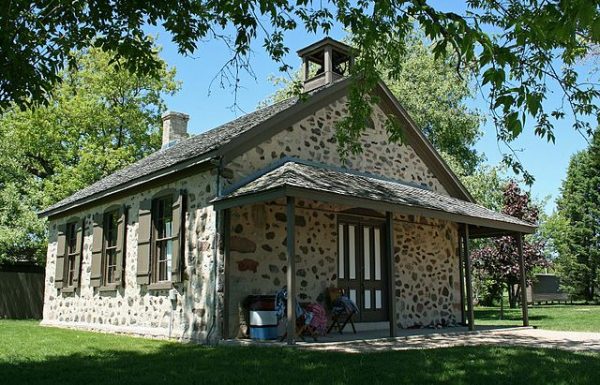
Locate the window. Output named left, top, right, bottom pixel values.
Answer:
left=152, top=195, right=175, bottom=283
left=91, top=207, right=126, bottom=289
left=103, top=209, right=119, bottom=285
left=65, top=221, right=79, bottom=287
left=136, top=190, right=184, bottom=286
left=55, top=219, right=82, bottom=289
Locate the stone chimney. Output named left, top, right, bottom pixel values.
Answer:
left=297, top=37, right=353, bottom=92
left=161, top=111, right=189, bottom=148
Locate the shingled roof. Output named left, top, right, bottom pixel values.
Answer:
left=39, top=97, right=299, bottom=217
left=214, top=161, right=537, bottom=234
left=39, top=77, right=477, bottom=218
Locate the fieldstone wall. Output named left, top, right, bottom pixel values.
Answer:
left=42, top=171, right=218, bottom=341
left=226, top=199, right=462, bottom=336
left=44, top=186, right=462, bottom=340
left=392, top=214, right=461, bottom=328
left=225, top=98, right=448, bottom=195
left=227, top=200, right=338, bottom=337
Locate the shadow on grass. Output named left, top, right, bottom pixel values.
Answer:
left=2, top=343, right=600, bottom=385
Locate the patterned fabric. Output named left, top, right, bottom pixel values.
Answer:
left=275, top=287, right=316, bottom=326
left=332, top=295, right=359, bottom=315
left=300, top=303, right=313, bottom=325
left=305, top=303, right=328, bottom=335
left=275, top=287, right=287, bottom=321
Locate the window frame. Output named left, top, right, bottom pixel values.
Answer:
left=150, top=194, right=176, bottom=284
left=64, top=220, right=79, bottom=289
left=102, top=208, right=120, bottom=286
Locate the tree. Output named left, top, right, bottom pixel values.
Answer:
left=2, top=1, right=598, bottom=180
left=262, top=31, right=483, bottom=173
left=0, top=181, right=46, bottom=264
left=384, top=33, right=483, bottom=174
left=471, top=181, right=548, bottom=308
left=537, top=210, right=571, bottom=262
left=448, top=160, right=510, bottom=211
left=555, top=129, right=600, bottom=301
left=0, top=46, right=178, bottom=264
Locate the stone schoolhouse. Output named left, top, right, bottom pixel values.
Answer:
left=39, top=38, right=535, bottom=343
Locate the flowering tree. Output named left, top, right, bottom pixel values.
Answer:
left=471, top=181, right=549, bottom=308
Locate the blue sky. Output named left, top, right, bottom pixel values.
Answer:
left=146, top=18, right=592, bottom=215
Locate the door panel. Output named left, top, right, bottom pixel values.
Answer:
left=337, top=224, right=345, bottom=279
left=348, top=224, right=356, bottom=279
left=338, top=220, right=388, bottom=322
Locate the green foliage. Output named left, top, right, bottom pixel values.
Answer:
left=473, top=276, right=503, bottom=307
left=0, top=47, right=178, bottom=264
left=0, top=182, right=46, bottom=264
left=383, top=33, right=482, bottom=174
left=451, top=160, right=511, bottom=212
left=258, top=71, right=304, bottom=108
left=262, top=31, right=483, bottom=173
left=2, top=1, right=598, bottom=182
left=555, top=129, right=600, bottom=301
left=538, top=211, right=571, bottom=262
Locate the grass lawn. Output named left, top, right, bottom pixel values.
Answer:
left=2, top=320, right=600, bottom=385
left=475, top=304, right=600, bottom=332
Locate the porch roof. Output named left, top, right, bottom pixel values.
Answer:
left=213, top=161, right=537, bottom=237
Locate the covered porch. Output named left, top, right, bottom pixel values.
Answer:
left=213, top=161, right=536, bottom=344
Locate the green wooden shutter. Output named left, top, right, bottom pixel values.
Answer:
left=72, top=219, right=84, bottom=287
left=114, top=206, right=126, bottom=285
left=55, top=224, right=67, bottom=288
left=171, top=191, right=186, bottom=282
left=137, top=199, right=152, bottom=285
left=90, top=213, right=104, bottom=287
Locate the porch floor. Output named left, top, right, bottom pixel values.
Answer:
left=221, top=325, right=528, bottom=348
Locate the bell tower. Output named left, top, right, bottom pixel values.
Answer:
left=297, top=37, right=353, bottom=92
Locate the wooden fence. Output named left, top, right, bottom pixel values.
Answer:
left=0, top=264, right=45, bottom=319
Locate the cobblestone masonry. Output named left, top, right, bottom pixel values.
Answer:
left=226, top=98, right=448, bottom=195
left=42, top=171, right=217, bottom=341
left=227, top=200, right=338, bottom=337
left=393, top=214, right=461, bottom=328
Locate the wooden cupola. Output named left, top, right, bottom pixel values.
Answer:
left=297, top=37, right=353, bottom=92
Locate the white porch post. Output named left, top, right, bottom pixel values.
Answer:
left=286, top=196, right=296, bottom=344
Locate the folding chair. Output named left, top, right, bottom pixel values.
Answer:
left=326, top=287, right=357, bottom=334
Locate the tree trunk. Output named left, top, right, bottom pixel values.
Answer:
left=499, top=285, right=505, bottom=320
left=508, top=284, right=519, bottom=308
left=591, top=263, right=596, bottom=301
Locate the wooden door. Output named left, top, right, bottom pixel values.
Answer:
left=337, top=220, right=388, bottom=322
